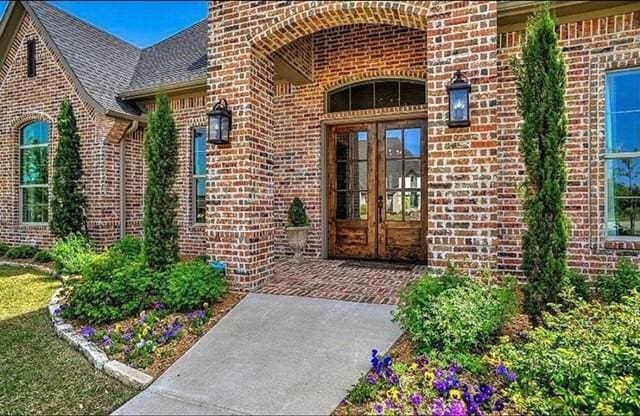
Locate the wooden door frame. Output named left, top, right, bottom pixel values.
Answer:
left=320, top=112, right=428, bottom=262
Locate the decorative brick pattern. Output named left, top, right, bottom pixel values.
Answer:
left=259, top=259, right=425, bottom=305
left=497, top=10, right=640, bottom=277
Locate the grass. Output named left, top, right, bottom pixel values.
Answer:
left=0, top=265, right=135, bottom=415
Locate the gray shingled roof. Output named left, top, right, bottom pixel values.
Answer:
left=23, top=1, right=207, bottom=117
left=125, top=20, right=207, bottom=93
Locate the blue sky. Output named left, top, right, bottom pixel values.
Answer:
left=0, top=1, right=207, bottom=48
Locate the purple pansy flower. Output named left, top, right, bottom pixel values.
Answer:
left=79, top=326, right=96, bottom=339
left=373, top=403, right=384, bottom=416
left=496, top=364, right=517, bottom=383
left=367, top=374, right=378, bottom=385
left=494, top=399, right=505, bottom=412
left=410, top=392, right=422, bottom=408
left=445, top=399, right=466, bottom=416
left=431, top=398, right=445, bottom=416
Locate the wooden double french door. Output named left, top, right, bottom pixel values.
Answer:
left=327, top=119, right=427, bottom=262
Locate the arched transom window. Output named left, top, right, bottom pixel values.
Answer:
left=327, top=79, right=426, bottom=113
left=20, top=120, right=50, bottom=223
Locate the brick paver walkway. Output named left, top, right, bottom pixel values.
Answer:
left=259, top=259, right=426, bottom=304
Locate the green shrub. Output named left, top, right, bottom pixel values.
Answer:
left=565, top=269, right=590, bottom=301
left=287, top=197, right=309, bottom=227
left=63, top=257, right=154, bottom=323
left=160, top=260, right=227, bottom=311
left=32, top=250, right=53, bottom=263
left=596, top=257, right=640, bottom=304
left=394, top=266, right=516, bottom=355
left=49, top=235, right=98, bottom=274
left=393, top=265, right=469, bottom=343
left=109, top=235, right=142, bottom=259
left=5, top=245, right=40, bottom=259
left=0, top=243, right=10, bottom=256
left=489, top=292, right=640, bottom=415
left=346, top=375, right=381, bottom=405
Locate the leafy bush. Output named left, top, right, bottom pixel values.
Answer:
left=489, top=292, right=640, bottom=415
left=565, top=269, right=590, bottom=301
left=49, top=235, right=98, bottom=274
left=0, top=243, right=10, bottom=256
left=63, top=257, right=154, bottom=323
left=109, top=236, right=142, bottom=259
left=5, top=245, right=40, bottom=259
left=596, top=257, right=640, bottom=304
left=287, top=197, right=309, bottom=227
left=346, top=374, right=380, bottom=405
left=160, top=260, right=227, bottom=311
left=32, top=250, right=53, bottom=263
left=395, top=266, right=516, bottom=355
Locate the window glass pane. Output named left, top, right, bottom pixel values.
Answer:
left=21, top=121, right=49, bottom=146
left=607, top=70, right=640, bottom=113
left=404, top=128, right=421, bottom=157
left=386, top=160, right=402, bottom=189
left=606, top=111, right=640, bottom=153
left=404, top=159, right=421, bottom=189
left=405, top=191, right=421, bottom=221
left=193, top=128, right=207, bottom=175
left=329, top=88, right=350, bottom=112
left=375, top=81, right=399, bottom=108
left=22, top=187, right=48, bottom=223
left=350, top=83, right=374, bottom=111
left=386, top=129, right=403, bottom=159
left=400, top=81, right=426, bottom=106
left=449, top=89, right=468, bottom=122
left=20, top=147, right=48, bottom=185
left=386, top=191, right=403, bottom=221
left=607, top=158, right=640, bottom=237
left=195, top=178, right=206, bottom=224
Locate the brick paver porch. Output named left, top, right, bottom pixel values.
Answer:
left=258, top=259, right=426, bottom=305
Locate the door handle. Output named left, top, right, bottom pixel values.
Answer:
left=377, top=195, right=383, bottom=223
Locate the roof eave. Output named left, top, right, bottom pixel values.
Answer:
left=0, top=2, right=23, bottom=80
left=118, top=77, right=207, bottom=100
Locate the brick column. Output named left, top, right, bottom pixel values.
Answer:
left=206, top=2, right=276, bottom=289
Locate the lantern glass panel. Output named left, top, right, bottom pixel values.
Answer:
left=449, top=89, right=468, bottom=122
left=220, top=115, right=230, bottom=142
left=209, top=114, right=220, bottom=142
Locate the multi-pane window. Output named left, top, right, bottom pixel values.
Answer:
left=336, top=131, right=369, bottom=220
left=328, top=79, right=425, bottom=113
left=606, top=69, right=640, bottom=238
left=385, top=128, right=422, bottom=221
left=192, top=127, right=207, bottom=224
left=20, top=121, right=49, bottom=223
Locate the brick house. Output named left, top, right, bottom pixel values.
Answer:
left=1, top=1, right=640, bottom=289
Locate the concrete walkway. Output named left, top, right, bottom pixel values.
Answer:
left=114, top=293, right=402, bottom=415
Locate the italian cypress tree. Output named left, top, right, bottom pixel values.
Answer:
left=143, top=93, right=179, bottom=270
left=50, top=98, right=87, bottom=238
left=512, top=3, right=569, bottom=322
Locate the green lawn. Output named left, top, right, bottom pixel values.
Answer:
left=0, top=265, right=135, bottom=415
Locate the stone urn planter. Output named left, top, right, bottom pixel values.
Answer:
left=286, top=197, right=310, bottom=263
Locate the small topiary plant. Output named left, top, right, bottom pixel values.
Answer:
left=287, top=197, right=309, bottom=227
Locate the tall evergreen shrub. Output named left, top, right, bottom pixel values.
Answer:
left=143, top=93, right=179, bottom=270
left=50, top=98, right=86, bottom=238
left=512, top=4, right=569, bottom=322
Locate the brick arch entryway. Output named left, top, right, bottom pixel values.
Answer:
left=206, top=1, right=499, bottom=292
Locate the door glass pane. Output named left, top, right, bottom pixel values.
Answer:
left=386, top=160, right=402, bottom=189
left=356, top=131, right=368, bottom=160
left=405, top=191, right=421, bottom=221
left=386, top=191, right=403, bottom=221
left=404, top=128, right=421, bottom=157
left=358, top=192, right=368, bottom=220
left=329, top=88, right=350, bottom=112
left=336, top=191, right=348, bottom=219
left=357, top=161, right=368, bottom=190
left=351, top=83, right=374, bottom=110
left=386, top=129, right=402, bottom=158
left=404, top=159, right=421, bottom=189
left=336, top=133, right=350, bottom=160
left=400, top=81, right=426, bottom=106
left=375, top=81, right=399, bottom=108
left=337, top=161, right=348, bottom=190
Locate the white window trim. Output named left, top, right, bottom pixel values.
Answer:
left=19, top=123, right=49, bottom=225
left=604, top=67, right=640, bottom=241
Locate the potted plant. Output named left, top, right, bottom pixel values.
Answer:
left=286, top=197, right=310, bottom=262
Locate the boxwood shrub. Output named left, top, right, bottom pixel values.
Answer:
left=160, top=260, right=227, bottom=311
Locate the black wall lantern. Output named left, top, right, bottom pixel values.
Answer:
left=207, top=99, right=232, bottom=145
left=447, top=69, right=471, bottom=127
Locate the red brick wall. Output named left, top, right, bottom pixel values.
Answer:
left=0, top=13, right=122, bottom=248
left=497, top=11, right=640, bottom=277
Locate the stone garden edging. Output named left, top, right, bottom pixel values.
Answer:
left=0, top=261, right=154, bottom=389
